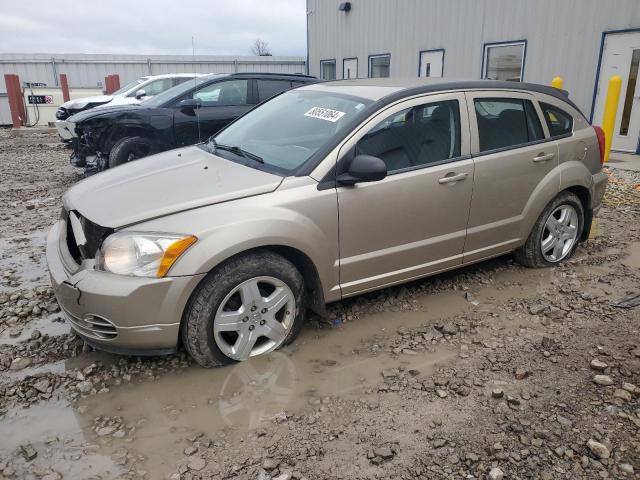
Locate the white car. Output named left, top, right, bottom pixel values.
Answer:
left=55, top=73, right=203, bottom=141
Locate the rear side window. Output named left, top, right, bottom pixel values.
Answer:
left=356, top=100, right=461, bottom=172
left=474, top=98, right=544, bottom=152
left=257, top=80, right=292, bottom=102
left=539, top=102, right=573, bottom=137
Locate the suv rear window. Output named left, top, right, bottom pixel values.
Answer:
left=539, top=102, right=573, bottom=137
left=474, top=98, right=544, bottom=152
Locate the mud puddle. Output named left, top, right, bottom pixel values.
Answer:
left=0, top=259, right=556, bottom=478
left=0, top=231, right=49, bottom=292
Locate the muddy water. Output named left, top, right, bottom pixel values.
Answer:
left=0, top=259, right=553, bottom=479
left=0, top=231, right=49, bottom=293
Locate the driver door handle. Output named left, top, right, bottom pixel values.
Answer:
left=438, top=172, right=468, bottom=184
left=533, top=152, right=555, bottom=163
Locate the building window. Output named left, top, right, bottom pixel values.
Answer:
left=369, top=54, right=390, bottom=78
left=320, top=60, right=336, bottom=80
left=482, top=41, right=526, bottom=82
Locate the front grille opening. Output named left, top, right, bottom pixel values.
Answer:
left=64, top=210, right=113, bottom=261
left=66, top=216, right=82, bottom=263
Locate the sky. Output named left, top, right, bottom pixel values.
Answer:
left=0, top=0, right=307, bottom=56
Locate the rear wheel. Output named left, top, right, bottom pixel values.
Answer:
left=182, top=251, right=305, bottom=367
left=515, top=192, right=583, bottom=268
left=108, top=136, right=157, bottom=169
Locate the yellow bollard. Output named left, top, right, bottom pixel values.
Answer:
left=601, top=75, right=622, bottom=163
left=551, top=76, right=563, bottom=89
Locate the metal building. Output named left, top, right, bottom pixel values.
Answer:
left=0, top=53, right=307, bottom=125
left=307, top=0, right=640, bottom=153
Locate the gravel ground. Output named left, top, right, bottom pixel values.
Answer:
left=0, top=128, right=638, bottom=480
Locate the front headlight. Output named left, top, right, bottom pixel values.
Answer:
left=96, top=232, right=197, bottom=278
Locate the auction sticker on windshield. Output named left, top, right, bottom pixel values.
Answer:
left=304, top=107, right=346, bottom=122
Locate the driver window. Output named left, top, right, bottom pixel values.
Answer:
left=192, top=79, right=248, bottom=107
left=356, top=99, right=461, bottom=173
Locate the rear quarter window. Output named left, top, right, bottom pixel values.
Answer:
left=539, top=102, right=573, bottom=137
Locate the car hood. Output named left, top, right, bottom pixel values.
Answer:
left=68, top=104, right=143, bottom=123
left=62, top=94, right=115, bottom=110
left=64, top=146, right=283, bottom=228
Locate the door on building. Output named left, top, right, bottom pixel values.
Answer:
left=343, top=58, right=358, bottom=79
left=593, top=31, right=640, bottom=153
left=419, top=50, right=444, bottom=78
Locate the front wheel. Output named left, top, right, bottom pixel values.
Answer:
left=514, top=192, right=584, bottom=268
left=108, top=136, right=157, bottom=169
left=182, top=251, right=305, bottom=367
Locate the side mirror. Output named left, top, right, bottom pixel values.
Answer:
left=135, top=89, right=147, bottom=100
left=336, top=154, right=387, bottom=186
left=177, top=98, right=202, bottom=111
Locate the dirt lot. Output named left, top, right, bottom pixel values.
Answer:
left=0, top=128, right=638, bottom=480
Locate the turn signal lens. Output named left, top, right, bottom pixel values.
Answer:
left=157, top=235, right=197, bottom=278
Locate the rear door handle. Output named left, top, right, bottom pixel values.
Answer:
left=533, top=152, right=555, bottom=163
left=438, top=172, right=468, bottom=184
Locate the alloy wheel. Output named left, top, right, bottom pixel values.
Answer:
left=213, top=276, right=295, bottom=361
left=540, top=204, right=579, bottom=263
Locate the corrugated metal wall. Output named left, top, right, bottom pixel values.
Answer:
left=308, top=0, right=640, bottom=116
left=0, top=53, right=307, bottom=125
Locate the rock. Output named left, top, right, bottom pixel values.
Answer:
left=621, top=382, right=636, bottom=393
left=441, top=323, right=457, bottom=335
left=262, top=458, right=280, bottom=470
left=8, top=326, right=22, bottom=338
left=488, top=467, right=504, bottom=480
left=20, top=443, right=37, bottom=461
left=76, top=381, right=92, bottom=394
left=10, top=357, right=32, bottom=370
left=381, top=368, right=398, bottom=379
left=515, top=367, right=530, bottom=380
left=96, top=426, right=117, bottom=437
left=187, top=456, right=206, bottom=471
left=590, top=359, right=608, bottom=371
left=41, top=473, right=62, bottom=480
left=436, top=389, right=448, bottom=398
left=593, top=375, right=613, bottom=386
left=619, top=463, right=634, bottom=474
left=33, top=378, right=50, bottom=393
left=373, top=446, right=394, bottom=460
left=587, top=439, right=610, bottom=459
left=528, top=302, right=548, bottom=315
left=613, top=388, right=632, bottom=402
left=184, top=446, right=198, bottom=456
left=273, top=474, right=291, bottom=480
left=492, top=389, right=504, bottom=399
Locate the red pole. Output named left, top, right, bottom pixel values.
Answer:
left=59, top=73, right=70, bottom=102
left=4, top=74, right=26, bottom=128
left=111, top=74, right=120, bottom=92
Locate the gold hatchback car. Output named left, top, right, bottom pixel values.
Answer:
left=47, top=78, right=608, bottom=367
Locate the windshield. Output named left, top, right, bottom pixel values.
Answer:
left=208, top=89, right=370, bottom=173
left=112, top=78, right=144, bottom=96
left=143, top=75, right=222, bottom=108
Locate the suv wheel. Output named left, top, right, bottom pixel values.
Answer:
left=108, top=136, right=157, bottom=169
left=182, top=251, right=305, bottom=367
left=515, top=191, right=584, bottom=268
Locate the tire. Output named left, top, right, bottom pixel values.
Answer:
left=182, top=251, right=306, bottom=367
left=514, top=191, right=584, bottom=268
left=108, top=136, right=157, bottom=169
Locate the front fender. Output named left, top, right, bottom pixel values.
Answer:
left=127, top=183, right=341, bottom=302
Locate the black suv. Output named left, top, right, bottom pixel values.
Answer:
left=67, top=72, right=317, bottom=174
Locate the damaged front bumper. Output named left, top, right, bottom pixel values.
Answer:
left=46, top=218, right=205, bottom=355
left=69, top=127, right=105, bottom=174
